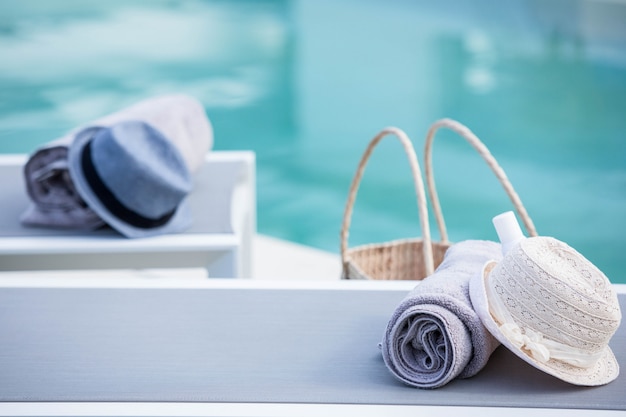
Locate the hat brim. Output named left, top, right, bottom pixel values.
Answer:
left=68, top=126, right=192, bottom=239
left=469, top=261, right=620, bottom=386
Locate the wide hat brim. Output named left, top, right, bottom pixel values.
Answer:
left=469, top=261, right=620, bottom=386
left=68, top=126, right=192, bottom=239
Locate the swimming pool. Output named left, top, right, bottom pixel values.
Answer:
left=1, top=0, right=625, bottom=282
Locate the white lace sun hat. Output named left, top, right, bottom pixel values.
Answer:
left=470, top=212, right=622, bottom=386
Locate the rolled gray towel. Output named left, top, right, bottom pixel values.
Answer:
left=20, top=94, right=212, bottom=229
left=380, top=240, right=502, bottom=389
left=20, top=134, right=104, bottom=229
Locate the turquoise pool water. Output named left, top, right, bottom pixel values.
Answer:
left=1, top=1, right=625, bottom=282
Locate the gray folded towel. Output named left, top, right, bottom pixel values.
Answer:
left=380, top=240, right=502, bottom=389
left=21, top=94, right=212, bottom=229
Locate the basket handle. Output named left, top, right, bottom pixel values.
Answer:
left=340, top=127, right=435, bottom=278
left=424, top=118, right=538, bottom=243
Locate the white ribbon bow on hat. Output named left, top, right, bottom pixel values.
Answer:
left=500, top=323, right=551, bottom=362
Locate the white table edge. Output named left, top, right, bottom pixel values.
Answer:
left=0, top=401, right=624, bottom=417
left=0, top=276, right=624, bottom=293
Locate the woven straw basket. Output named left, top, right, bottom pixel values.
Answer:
left=340, top=119, right=537, bottom=281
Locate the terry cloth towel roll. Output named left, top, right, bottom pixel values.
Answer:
left=20, top=134, right=104, bottom=229
left=20, top=94, right=213, bottom=229
left=380, top=240, right=502, bottom=389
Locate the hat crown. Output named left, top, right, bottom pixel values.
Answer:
left=90, top=121, right=192, bottom=219
left=491, top=237, right=621, bottom=354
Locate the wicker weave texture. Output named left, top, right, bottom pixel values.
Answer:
left=344, top=239, right=451, bottom=280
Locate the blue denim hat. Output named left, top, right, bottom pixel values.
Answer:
left=68, top=121, right=193, bottom=238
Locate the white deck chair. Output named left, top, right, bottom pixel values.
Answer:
left=0, top=151, right=256, bottom=278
